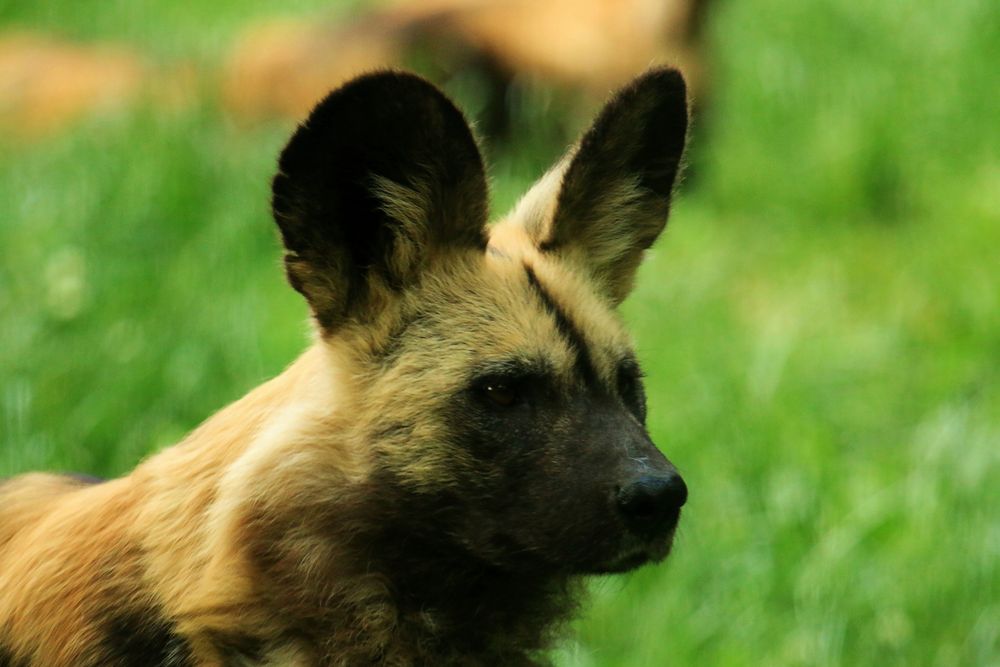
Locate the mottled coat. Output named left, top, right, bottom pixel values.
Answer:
left=0, top=68, right=689, bottom=666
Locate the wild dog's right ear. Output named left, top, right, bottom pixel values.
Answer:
left=517, top=68, right=688, bottom=305
left=271, top=71, right=488, bottom=331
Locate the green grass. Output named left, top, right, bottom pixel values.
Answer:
left=1, top=1, right=998, bottom=665
left=0, top=0, right=359, bottom=60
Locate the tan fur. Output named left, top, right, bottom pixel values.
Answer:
left=0, top=237, right=627, bottom=666
left=0, top=69, right=688, bottom=666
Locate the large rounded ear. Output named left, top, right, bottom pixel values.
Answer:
left=271, top=71, right=489, bottom=331
left=520, top=68, right=689, bottom=304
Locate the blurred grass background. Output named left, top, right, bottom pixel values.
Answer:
left=1, top=1, right=998, bottom=665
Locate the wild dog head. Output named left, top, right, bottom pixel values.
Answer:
left=272, top=69, right=688, bottom=575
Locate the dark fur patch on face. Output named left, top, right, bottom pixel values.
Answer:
left=426, top=361, right=671, bottom=574
left=98, top=609, right=193, bottom=667
left=206, top=630, right=266, bottom=664
left=524, top=265, right=598, bottom=386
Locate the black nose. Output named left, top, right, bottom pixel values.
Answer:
left=617, top=473, right=687, bottom=533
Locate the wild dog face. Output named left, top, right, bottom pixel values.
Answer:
left=272, top=69, right=688, bottom=575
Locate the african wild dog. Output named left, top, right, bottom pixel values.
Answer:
left=0, top=68, right=689, bottom=665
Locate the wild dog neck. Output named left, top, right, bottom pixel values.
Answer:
left=349, top=478, right=582, bottom=660
left=168, top=344, right=576, bottom=660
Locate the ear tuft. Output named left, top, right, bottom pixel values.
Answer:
left=271, top=71, right=489, bottom=330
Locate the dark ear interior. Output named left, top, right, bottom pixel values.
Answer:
left=271, top=71, right=489, bottom=330
left=543, top=68, right=689, bottom=303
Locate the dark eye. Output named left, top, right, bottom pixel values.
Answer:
left=482, top=382, right=519, bottom=407
left=618, top=369, right=635, bottom=395
left=617, top=366, right=640, bottom=396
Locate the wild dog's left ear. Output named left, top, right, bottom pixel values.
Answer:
left=271, top=71, right=488, bottom=331
left=523, top=68, right=688, bottom=304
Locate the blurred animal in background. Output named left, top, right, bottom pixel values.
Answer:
left=0, top=31, right=193, bottom=140
left=0, top=68, right=689, bottom=665
left=0, top=0, right=708, bottom=140
left=224, top=0, right=709, bottom=136
left=0, top=32, right=144, bottom=137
